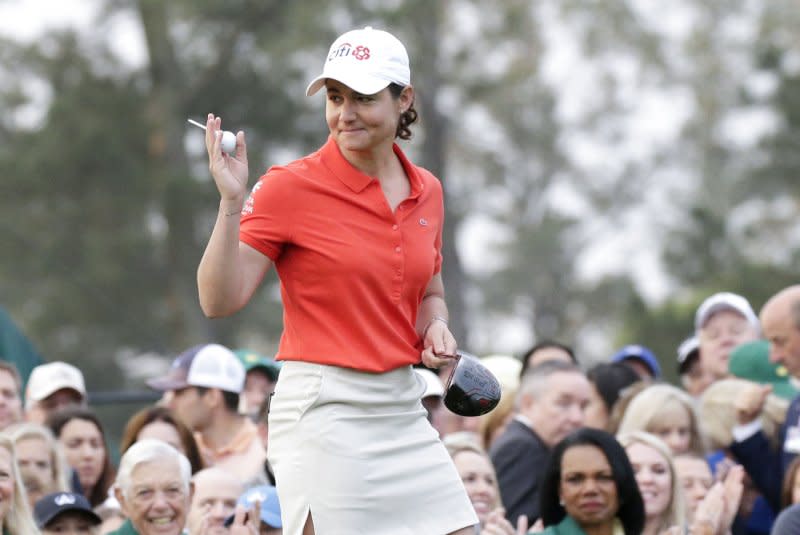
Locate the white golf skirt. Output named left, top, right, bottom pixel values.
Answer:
left=267, top=360, right=478, bottom=535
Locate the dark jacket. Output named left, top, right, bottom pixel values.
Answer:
left=730, top=393, right=800, bottom=512
left=489, top=418, right=550, bottom=525
left=771, top=503, right=800, bottom=534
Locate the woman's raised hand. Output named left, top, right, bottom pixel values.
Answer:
left=480, top=508, right=528, bottom=535
left=228, top=502, right=260, bottom=535
left=691, top=482, right=726, bottom=535
left=205, top=113, right=249, bottom=203
left=719, top=465, right=744, bottom=535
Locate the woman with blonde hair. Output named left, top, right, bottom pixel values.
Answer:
left=7, top=423, right=70, bottom=510
left=698, top=378, right=787, bottom=452
left=700, top=378, right=786, bottom=531
left=0, top=433, right=41, bottom=534
left=444, top=434, right=521, bottom=534
left=617, top=383, right=707, bottom=456
left=617, top=431, right=685, bottom=535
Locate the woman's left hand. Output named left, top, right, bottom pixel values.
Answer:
left=420, top=319, right=457, bottom=368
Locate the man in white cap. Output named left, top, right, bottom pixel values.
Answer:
left=725, top=285, right=800, bottom=512
left=695, top=291, right=760, bottom=384
left=25, top=362, right=87, bottom=424
left=148, top=344, right=266, bottom=484
left=676, top=335, right=713, bottom=398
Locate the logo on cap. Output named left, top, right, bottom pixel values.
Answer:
left=328, top=43, right=371, bottom=62
left=245, top=490, right=267, bottom=505
left=353, top=46, right=370, bottom=60
left=54, top=494, right=76, bottom=506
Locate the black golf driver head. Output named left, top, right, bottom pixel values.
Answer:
left=443, top=351, right=501, bottom=417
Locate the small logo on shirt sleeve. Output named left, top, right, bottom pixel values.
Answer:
left=419, top=218, right=428, bottom=226
left=243, top=180, right=262, bottom=215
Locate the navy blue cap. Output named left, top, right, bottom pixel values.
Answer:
left=34, top=492, right=101, bottom=529
left=611, top=345, right=661, bottom=378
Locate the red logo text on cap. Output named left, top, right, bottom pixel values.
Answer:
left=329, top=42, right=371, bottom=62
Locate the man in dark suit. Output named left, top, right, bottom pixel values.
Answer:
left=489, top=360, right=591, bottom=526
left=730, top=285, right=800, bottom=511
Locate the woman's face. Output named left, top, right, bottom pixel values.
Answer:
left=15, top=437, right=55, bottom=488
left=627, top=442, right=673, bottom=520
left=16, top=436, right=54, bottom=504
left=674, top=456, right=712, bottom=520
left=0, top=446, right=15, bottom=522
left=648, top=401, right=692, bottom=455
left=453, top=450, right=499, bottom=525
left=583, top=384, right=609, bottom=431
left=60, top=419, right=105, bottom=494
left=324, top=80, right=411, bottom=154
left=559, top=445, right=619, bottom=529
left=136, top=420, right=185, bottom=455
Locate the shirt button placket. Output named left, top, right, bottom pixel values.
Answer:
left=392, top=221, right=403, bottom=303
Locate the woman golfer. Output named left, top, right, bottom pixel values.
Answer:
left=197, top=26, right=478, bottom=535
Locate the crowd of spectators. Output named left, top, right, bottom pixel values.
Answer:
left=1, top=284, right=800, bottom=534
left=419, top=285, right=800, bottom=534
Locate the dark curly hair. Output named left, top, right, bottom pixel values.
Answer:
left=388, top=83, right=417, bottom=140
left=540, top=427, right=645, bottom=535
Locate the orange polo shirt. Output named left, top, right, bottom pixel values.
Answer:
left=194, top=419, right=266, bottom=483
left=239, top=137, right=443, bottom=372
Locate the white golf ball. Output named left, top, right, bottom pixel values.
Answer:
left=221, top=130, right=236, bottom=154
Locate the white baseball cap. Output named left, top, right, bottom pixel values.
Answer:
left=677, top=335, right=700, bottom=374
left=25, top=362, right=86, bottom=409
left=694, top=292, right=759, bottom=331
left=147, top=344, right=245, bottom=394
left=306, top=26, right=411, bottom=97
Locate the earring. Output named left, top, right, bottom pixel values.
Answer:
left=559, top=499, right=564, bottom=506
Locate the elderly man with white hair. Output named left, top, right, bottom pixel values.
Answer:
left=109, top=440, right=260, bottom=535
left=108, top=439, right=192, bottom=535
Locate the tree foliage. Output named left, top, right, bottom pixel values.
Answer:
left=1, top=0, right=799, bottom=395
